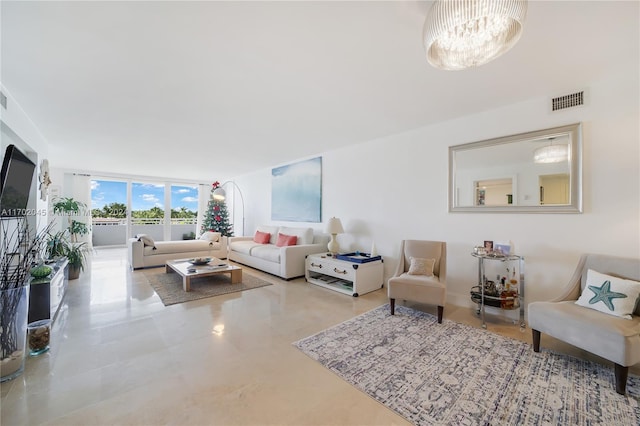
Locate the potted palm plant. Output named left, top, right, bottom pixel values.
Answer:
left=65, top=240, right=87, bottom=280
left=51, top=197, right=90, bottom=278
left=52, top=197, right=90, bottom=243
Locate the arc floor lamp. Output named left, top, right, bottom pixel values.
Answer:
left=212, top=181, right=245, bottom=236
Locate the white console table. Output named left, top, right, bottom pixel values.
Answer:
left=305, top=253, right=383, bottom=297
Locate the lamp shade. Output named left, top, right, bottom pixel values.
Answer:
left=325, top=217, right=344, bottom=234
left=423, top=0, right=528, bottom=70
left=212, top=187, right=226, bottom=201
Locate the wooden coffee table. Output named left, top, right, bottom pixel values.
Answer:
left=165, top=258, right=242, bottom=292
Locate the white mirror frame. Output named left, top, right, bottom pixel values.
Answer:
left=449, top=123, right=583, bottom=213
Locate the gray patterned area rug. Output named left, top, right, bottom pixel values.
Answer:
left=294, top=305, right=640, bottom=426
left=142, top=268, right=272, bottom=306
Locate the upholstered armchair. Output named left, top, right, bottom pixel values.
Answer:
left=528, top=254, right=640, bottom=395
left=387, top=240, right=447, bottom=323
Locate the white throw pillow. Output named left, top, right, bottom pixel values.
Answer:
left=199, top=231, right=221, bottom=242
left=575, top=269, right=640, bottom=319
left=407, top=257, right=435, bottom=276
left=136, top=234, right=155, bottom=248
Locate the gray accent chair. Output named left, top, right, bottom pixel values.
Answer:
left=388, top=240, right=447, bottom=323
left=528, top=254, right=640, bottom=395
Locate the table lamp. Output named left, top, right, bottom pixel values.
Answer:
left=325, top=217, right=344, bottom=255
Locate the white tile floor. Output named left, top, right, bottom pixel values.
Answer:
left=1, top=247, right=636, bottom=425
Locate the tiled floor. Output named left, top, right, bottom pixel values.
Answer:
left=1, top=248, right=636, bottom=425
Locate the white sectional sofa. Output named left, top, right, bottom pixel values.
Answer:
left=128, top=231, right=228, bottom=269
left=228, top=225, right=329, bottom=279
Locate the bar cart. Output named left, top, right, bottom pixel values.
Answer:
left=471, top=253, right=525, bottom=329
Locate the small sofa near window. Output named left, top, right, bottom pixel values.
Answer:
left=228, top=225, right=329, bottom=279
left=528, top=254, right=640, bottom=395
left=128, top=232, right=228, bottom=270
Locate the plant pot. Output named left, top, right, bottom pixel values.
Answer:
left=0, top=283, right=30, bottom=382
left=68, top=265, right=81, bottom=280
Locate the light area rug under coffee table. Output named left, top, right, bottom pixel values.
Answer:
left=294, top=304, right=639, bottom=426
left=165, top=258, right=242, bottom=291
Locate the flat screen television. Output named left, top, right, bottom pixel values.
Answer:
left=0, top=144, right=36, bottom=217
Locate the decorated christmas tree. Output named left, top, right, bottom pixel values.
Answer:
left=201, top=181, right=234, bottom=237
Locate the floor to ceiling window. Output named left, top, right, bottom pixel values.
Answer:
left=131, top=182, right=165, bottom=241
left=91, top=179, right=127, bottom=246
left=91, top=179, right=202, bottom=246
left=170, top=184, right=198, bottom=240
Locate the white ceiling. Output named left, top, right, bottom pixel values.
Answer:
left=1, top=1, right=637, bottom=182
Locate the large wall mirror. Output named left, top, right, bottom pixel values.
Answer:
left=449, top=123, right=582, bottom=213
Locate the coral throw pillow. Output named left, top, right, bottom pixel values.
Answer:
left=253, top=231, right=271, bottom=244
left=276, top=233, right=298, bottom=247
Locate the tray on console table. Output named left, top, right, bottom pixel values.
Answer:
left=306, top=253, right=383, bottom=297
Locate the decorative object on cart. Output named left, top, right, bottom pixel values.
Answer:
left=471, top=251, right=525, bottom=329
left=272, top=156, right=322, bottom=223
left=212, top=180, right=245, bottom=236
left=325, top=217, right=344, bottom=255
left=52, top=197, right=90, bottom=243
left=423, top=0, right=528, bottom=70
left=494, top=242, right=511, bottom=256
left=387, top=240, right=447, bottom=323
left=202, top=181, right=234, bottom=237
left=528, top=253, right=640, bottom=395
left=294, top=304, right=640, bottom=426
left=484, top=240, right=493, bottom=252
left=449, top=123, right=583, bottom=213
left=0, top=218, right=53, bottom=382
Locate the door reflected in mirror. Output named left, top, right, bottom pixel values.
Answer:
left=539, top=174, right=570, bottom=205
left=449, top=123, right=582, bottom=213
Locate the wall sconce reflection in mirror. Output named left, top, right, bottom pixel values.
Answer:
left=449, top=123, right=582, bottom=213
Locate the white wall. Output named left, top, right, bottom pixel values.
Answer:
left=235, top=67, right=639, bottom=308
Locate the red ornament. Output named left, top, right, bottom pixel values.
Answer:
left=215, top=215, right=221, bottom=221
left=214, top=205, right=220, bottom=212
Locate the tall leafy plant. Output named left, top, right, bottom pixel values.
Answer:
left=1, top=218, right=53, bottom=362
left=52, top=197, right=90, bottom=243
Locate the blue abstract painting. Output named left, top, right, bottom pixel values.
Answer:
left=271, top=157, right=322, bottom=222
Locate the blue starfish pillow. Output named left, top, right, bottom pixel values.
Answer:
left=575, top=269, right=640, bottom=319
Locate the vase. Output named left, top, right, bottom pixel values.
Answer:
left=0, top=283, right=30, bottom=382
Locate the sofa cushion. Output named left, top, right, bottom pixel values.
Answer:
left=278, top=226, right=313, bottom=245
left=575, top=269, right=640, bottom=319
left=250, top=244, right=281, bottom=263
left=146, top=240, right=214, bottom=255
left=229, top=240, right=262, bottom=256
left=136, top=234, right=155, bottom=248
left=276, top=233, right=298, bottom=247
left=257, top=225, right=279, bottom=245
left=199, top=231, right=221, bottom=242
left=254, top=230, right=271, bottom=244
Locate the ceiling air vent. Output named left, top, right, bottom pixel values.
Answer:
left=551, top=91, right=584, bottom=111
left=0, top=92, right=6, bottom=109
